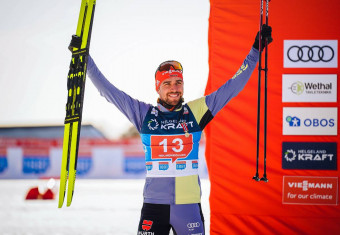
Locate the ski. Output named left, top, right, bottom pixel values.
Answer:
left=58, top=0, right=96, bottom=208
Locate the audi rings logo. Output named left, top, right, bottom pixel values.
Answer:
left=187, top=222, right=200, bottom=229
left=284, top=40, right=338, bottom=68
left=287, top=45, right=334, bottom=62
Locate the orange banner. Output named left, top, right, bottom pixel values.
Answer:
left=206, top=0, right=340, bottom=234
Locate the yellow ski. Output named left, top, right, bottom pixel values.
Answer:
left=58, top=0, right=96, bottom=208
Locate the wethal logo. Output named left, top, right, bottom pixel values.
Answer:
left=282, top=142, right=337, bottom=170
left=289, top=81, right=304, bottom=95
left=284, top=40, right=338, bottom=68
left=283, top=107, right=337, bottom=135
left=282, top=74, right=337, bottom=102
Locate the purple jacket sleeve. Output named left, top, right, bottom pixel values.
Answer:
left=205, top=47, right=259, bottom=116
left=86, top=56, right=151, bottom=132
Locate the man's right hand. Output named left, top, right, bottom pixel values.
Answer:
left=252, top=25, right=273, bottom=51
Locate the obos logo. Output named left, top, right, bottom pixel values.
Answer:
left=282, top=142, right=337, bottom=170
left=283, top=108, right=337, bottom=135
left=284, top=40, right=338, bottom=68
left=285, top=116, right=334, bottom=127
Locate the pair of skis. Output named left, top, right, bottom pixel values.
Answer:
left=58, top=0, right=96, bottom=208
left=253, top=0, right=270, bottom=182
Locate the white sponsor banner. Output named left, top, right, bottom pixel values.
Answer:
left=282, top=74, right=337, bottom=102
left=284, top=40, right=338, bottom=68
left=283, top=107, right=338, bottom=135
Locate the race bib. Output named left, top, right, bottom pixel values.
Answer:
left=150, top=134, right=193, bottom=162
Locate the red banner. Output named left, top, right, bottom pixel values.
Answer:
left=206, top=0, right=340, bottom=234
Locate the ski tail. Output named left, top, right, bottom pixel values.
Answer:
left=58, top=0, right=96, bottom=208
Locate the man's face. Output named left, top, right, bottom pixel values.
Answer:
left=157, top=77, right=184, bottom=106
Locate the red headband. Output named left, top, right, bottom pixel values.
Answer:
left=155, top=69, right=183, bottom=91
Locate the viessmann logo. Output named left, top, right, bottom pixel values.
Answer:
left=288, top=180, right=333, bottom=191
left=283, top=108, right=337, bottom=135
left=282, top=176, right=338, bottom=205
left=284, top=40, right=338, bottom=68
left=282, top=74, right=337, bottom=102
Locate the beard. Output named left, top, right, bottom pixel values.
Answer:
left=163, top=92, right=183, bottom=106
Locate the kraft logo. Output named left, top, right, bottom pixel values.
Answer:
left=284, top=149, right=334, bottom=162
left=282, top=142, right=337, bottom=170
left=148, top=119, right=159, bottom=130
left=284, top=149, right=296, bottom=162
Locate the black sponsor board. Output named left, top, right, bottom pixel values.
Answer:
left=282, top=142, right=337, bottom=170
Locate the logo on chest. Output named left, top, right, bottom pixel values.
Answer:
left=148, top=119, right=194, bottom=131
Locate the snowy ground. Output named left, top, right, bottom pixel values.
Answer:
left=0, top=179, right=210, bottom=235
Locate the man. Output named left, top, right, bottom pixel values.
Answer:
left=85, top=25, right=272, bottom=235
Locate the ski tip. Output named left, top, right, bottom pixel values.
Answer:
left=58, top=196, right=65, bottom=208
left=66, top=197, right=73, bottom=207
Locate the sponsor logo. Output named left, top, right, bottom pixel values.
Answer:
left=148, top=119, right=159, bottom=130
left=142, top=220, right=153, bottom=231
left=77, top=157, right=93, bottom=176
left=286, top=116, right=301, bottom=127
left=282, top=74, right=337, bottom=102
left=161, top=69, right=183, bottom=75
left=146, top=162, right=153, bottom=171
left=282, top=176, right=338, bottom=205
left=159, top=162, right=169, bottom=171
left=176, top=161, right=186, bottom=170
left=160, top=120, right=194, bottom=131
left=23, top=148, right=50, bottom=174
left=283, top=108, right=337, bottom=135
left=287, top=45, right=334, bottom=62
left=0, top=148, right=8, bottom=173
left=148, top=119, right=194, bottom=131
left=282, top=142, right=337, bottom=170
left=187, top=222, right=201, bottom=231
left=0, top=156, right=8, bottom=173
left=284, top=40, right=338, bottom=68
left=192, top=160, right=198, bottom=169
left=183, top=107, right=189, bottom=115
left=138, top=220, right=154, bottom=235
left=285, top=116, right=334, bottom=127
left=151, top=108, right=158, bottom=117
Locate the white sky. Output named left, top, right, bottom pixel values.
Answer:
left=0, top=0, right=210, bottom=139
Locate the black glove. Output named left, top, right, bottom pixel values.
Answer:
left=68, top=35, right=82, bottom=52
left=253, top=24, right=273, bottom=51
